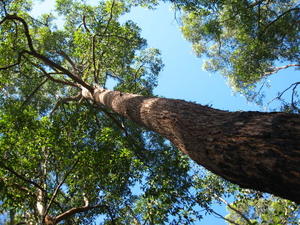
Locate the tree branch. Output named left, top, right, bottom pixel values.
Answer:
left=268, top=81, right=300, bottom=105
left=50, top=93, right=82, bottom=115
left=217, top=196, right=253, bottom=225
left=262, top=5, right=300, bottom=34
left=0, top=51, right=25, bottom=71
left=263, top=64, right=300, bottom=76
left=26, top=58, right=78, bottom=88
left=21, top=77, right=49, bottom=108
left=54, top=203, right=105, bottom=224
left=56, top=50, right=77, bottom=72
left=1, top=14, right=92, bottom=92
left=92, top=104, right=148, bottom=163
left=44, top=159, right=79, bottom=218
left=82, top=15, right=91, bottom=33
left=101, top=0, right=115, bottom=38
left=92, top=35, right=98, bottom=84
left=0, top=163, right=45, bottom=192
left=209, top=208, right=242, bottom=225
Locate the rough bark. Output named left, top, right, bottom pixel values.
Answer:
left=82, top=87, right=300, bottom=203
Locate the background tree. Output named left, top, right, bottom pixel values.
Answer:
left=177, top=0, right=300, bottom=109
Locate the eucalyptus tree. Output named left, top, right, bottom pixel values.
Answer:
left=0, top=4, right=300, bottom=225
left=0, top=0, right=198, bottom=224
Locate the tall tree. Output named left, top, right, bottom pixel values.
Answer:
left=0, top=0, right=200, bottom=224
left=0, top=2, right=299, bottom=222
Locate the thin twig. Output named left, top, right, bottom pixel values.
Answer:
left=269, top=82, right=300, bottom=105
left=43, top=159, right=80, bottom=219
left=21, top=77, right=49, bottom=108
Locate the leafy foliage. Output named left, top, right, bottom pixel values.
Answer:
left=0, top=0, right=195, bottom=224
left=179, top=0, right=300, bottom=108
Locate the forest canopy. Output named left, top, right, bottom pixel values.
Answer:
left=0, top=0, right=299, bottom=224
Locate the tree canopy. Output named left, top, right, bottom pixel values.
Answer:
left=178, top=0, right=300, bottom=108
left=0, top=0, right=299, bottom=224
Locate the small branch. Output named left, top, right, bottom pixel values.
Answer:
left=125, top=203, right=141, bottom=225
left=217, top=196, right=253, bottom=225
left=1, top=14, right=92, bottom=92
left=263, top=64, right=300, bottom=76
left=0, top=0, right=8, bottom=15
left=83, top=15, right=90, bottom=33
left=26, top=58, right=78, bottom=88
left=56, top=50, right=77, bottom=72
left=55, top=203, right=105, bottom=224
left=96, top=33, right=138, bottom=43
left=92, top=104, right=149, bottom=166
left=105, top=205, right=117, bottom=225
left=0, top=51, right=25, bottom=71
left=43, top=159, right=79, bottom=219
left=21, top=77, right=49, bottom=108
left=209, top=208, right=242, bottom=225
left=0, top=163, right=45, bottom=192
left=101, top=0, right=115, bottom=37
left=291, top=83, right=298, bottom=110
left=268, top=82, right=300, bottom=106
left=92, top=35, right=98, bottom=84
left=50, top=93, right=82, bottom=115
left=262, top=5, right=300, bottom=34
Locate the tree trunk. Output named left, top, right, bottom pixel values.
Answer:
left=83, top=87, right=300, bottom=203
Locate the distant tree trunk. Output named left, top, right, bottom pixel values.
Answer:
left=82, top=87, right=300, bottom=203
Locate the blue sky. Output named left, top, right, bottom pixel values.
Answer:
left=30, top=0, right=299, bottom=224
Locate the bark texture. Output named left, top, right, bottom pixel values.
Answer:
left=86, top=87, right=300, bottom=203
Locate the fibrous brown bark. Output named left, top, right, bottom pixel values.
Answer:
left=84, top=87, right=300, bottom=203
